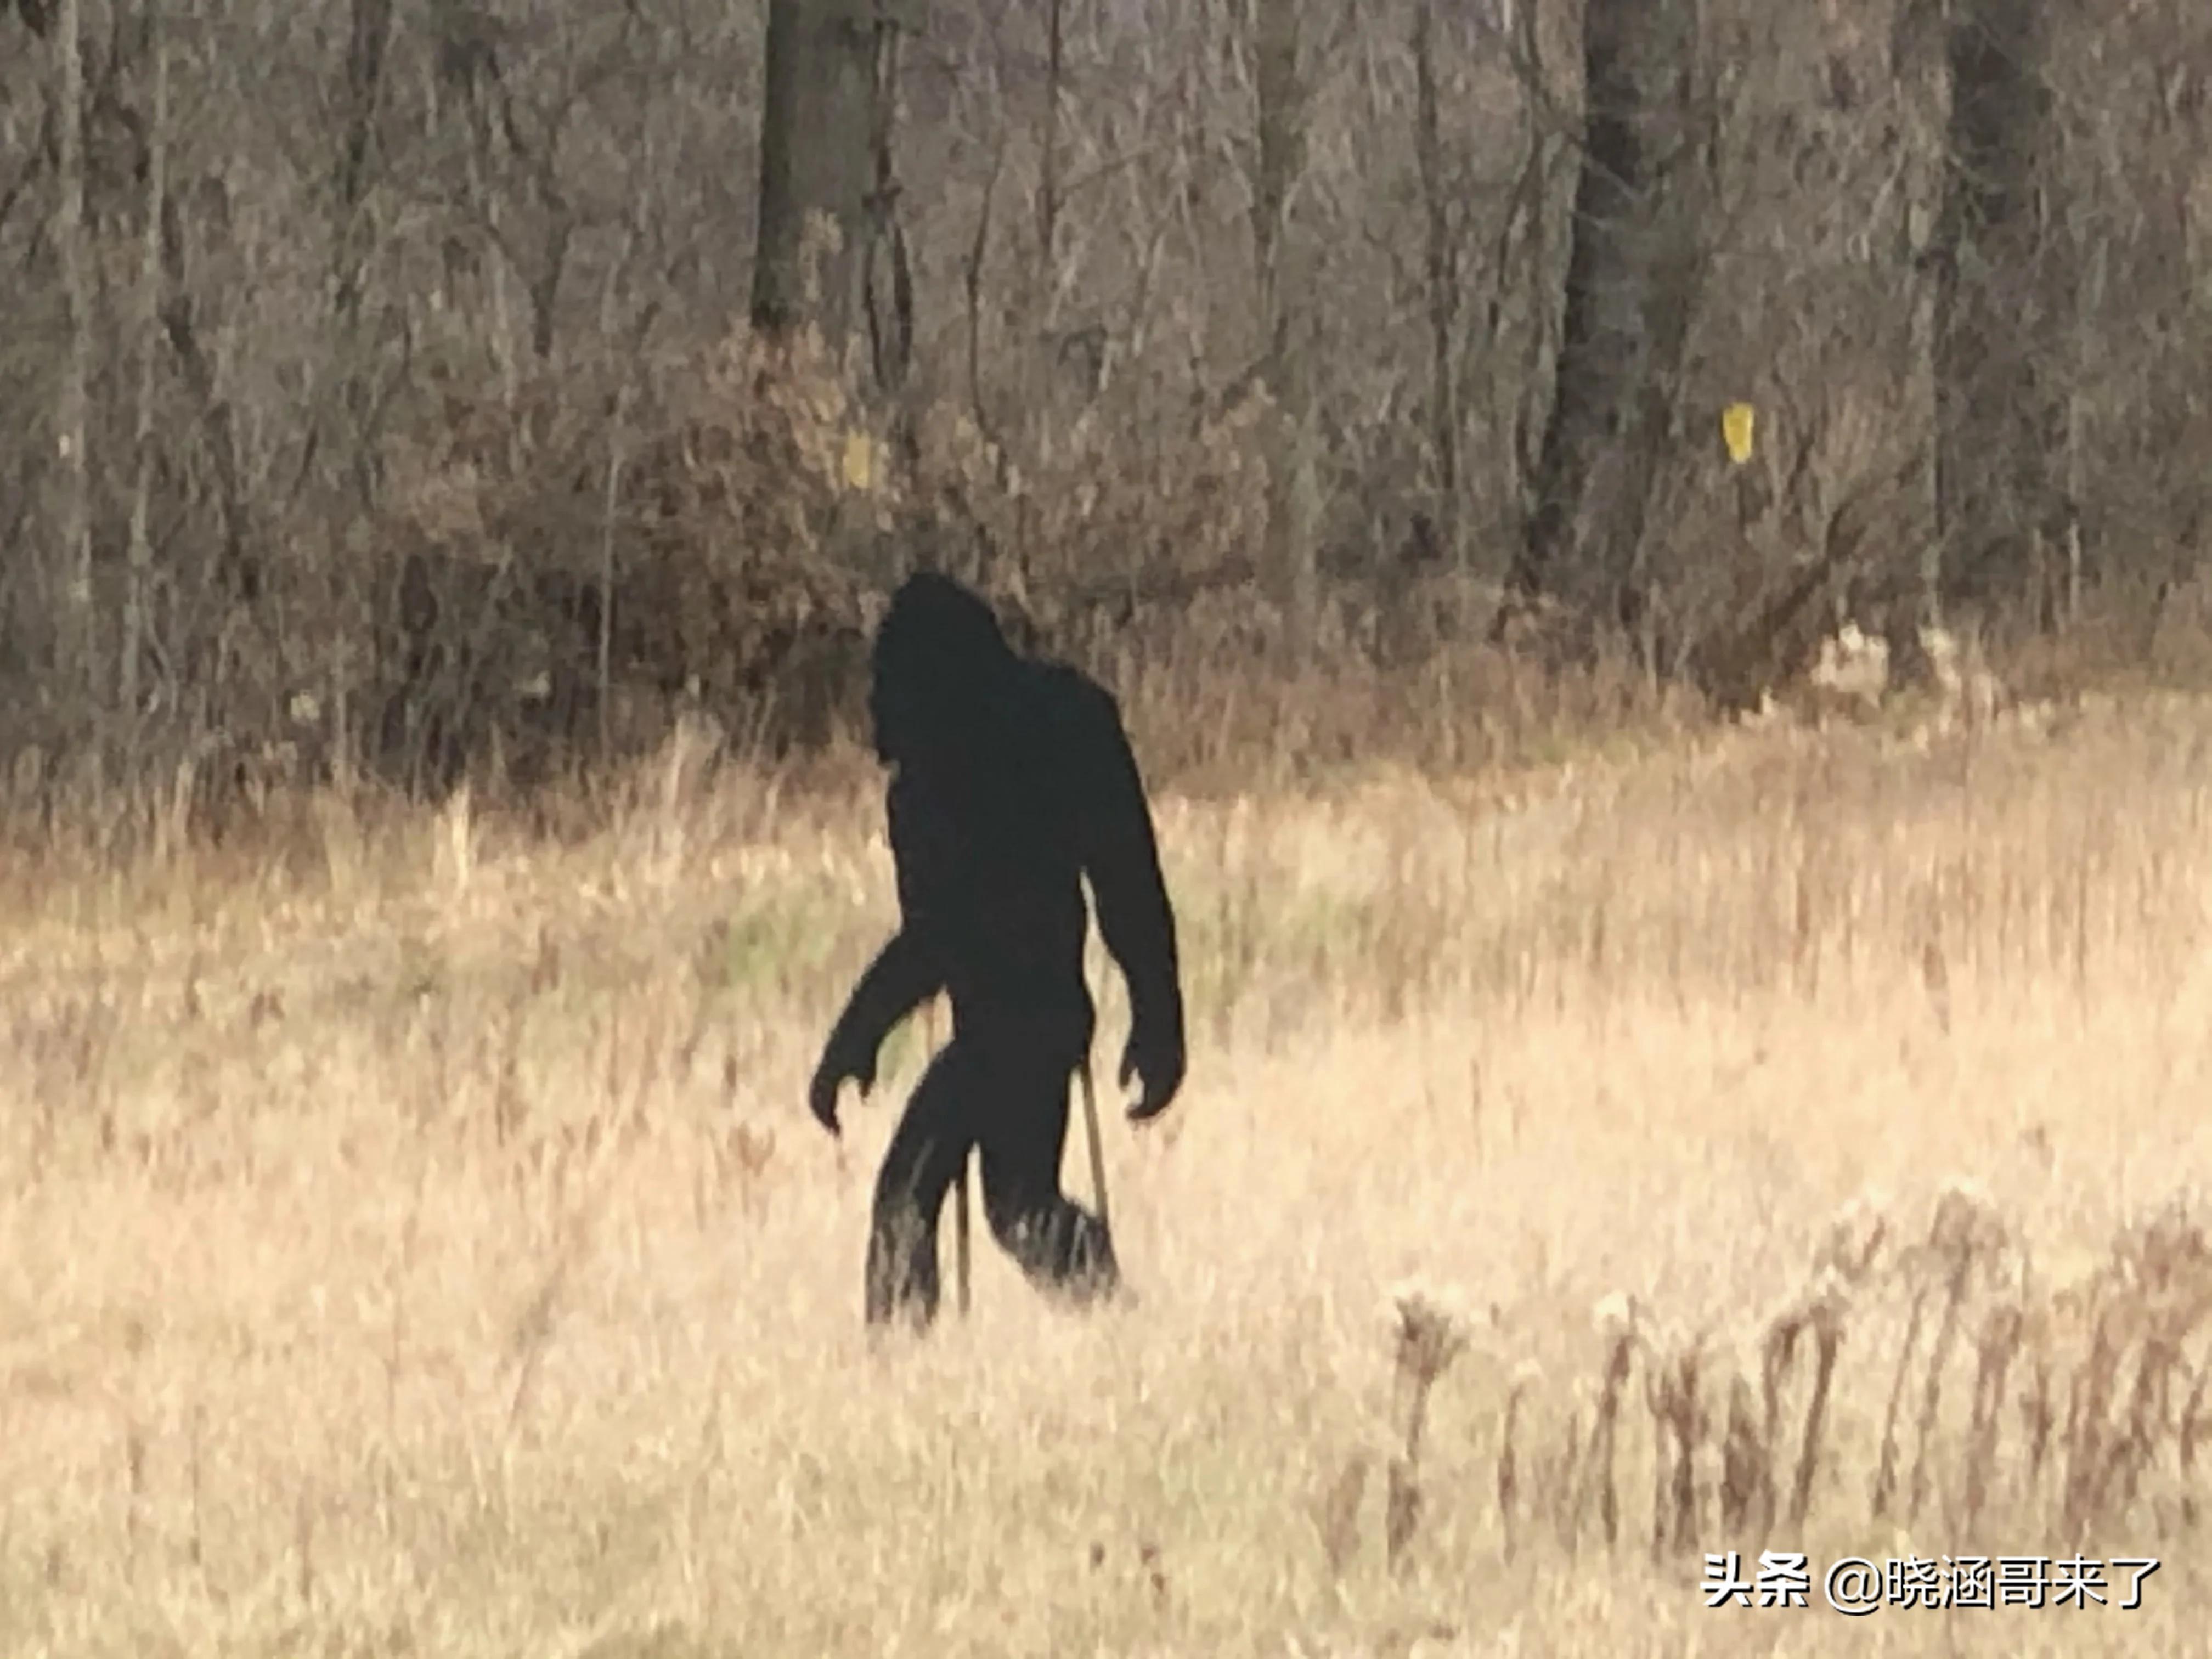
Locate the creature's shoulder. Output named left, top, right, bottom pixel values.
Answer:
left=1027, top=661, right=1125, bottom=741
left=1024, top=664, right=1140, bottom=821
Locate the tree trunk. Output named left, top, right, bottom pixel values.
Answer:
left=50, top=0, right=93, bottom=704
left=1505, top=0, right=1704, bottom=656
left=751, top=0, right=879, bottom=363
left=862, top=10, right=912, bottom=397
left=1412, top=0, right=1460, bottom=570
left=125, top=7, right=169, bottom=720
left=1252, top=0, right=1317, bottom=658
left=331, top=0, right=392, bottom=510
left=1931, top=2, right=2069, bottom=627
left=1037, top=0, right=1063, bottom=269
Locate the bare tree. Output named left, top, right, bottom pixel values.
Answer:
left=1411, top=0, right=1461, bottom=569
left=1930, top=0, right=2069, bottom=628
left=751, top=0, right=881, bottom=362
left=49, top=0, right=92, bottom=702
left=1036, top=0, right=1064, bottom=269
left=329, top=0, right=393, bottom=507
left=1505, top=0, right=1707, bottom=658
left=1252, top=0, right=1318, bottom=654
left=122, top=2, right=168, bottom=720
left=862, top=3, right=912, bottom=396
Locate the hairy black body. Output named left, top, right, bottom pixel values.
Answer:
left=809, top=573, right=1186, bottom=1328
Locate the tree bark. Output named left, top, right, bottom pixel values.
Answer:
left=1037, top=0, right=1063, bottom=269
left=124, top=5, right=168, bottom=719
left=751, top=0, right=878, bottom=362
left=1252, top=0, right=1317, bottom=657
left=1505, top=0, right=1705, bottom=655
left=862, top=9, right=911, bottom=396
left=1412, top=0, right=1461, bottom=569
left=1931, top=2, right=2069, bottom=625
left=50, top=0, right=93, bottom=703
left=332, top=0, right=392, bottom=510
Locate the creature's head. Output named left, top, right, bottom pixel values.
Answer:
left=869, top=572, right=1022, bottom=770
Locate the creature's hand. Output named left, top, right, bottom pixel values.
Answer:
left=808, top=1032, right=878, bottom=1137
left=1119, top=1021, right=1184, bottom=1124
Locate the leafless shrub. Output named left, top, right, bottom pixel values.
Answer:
left=1471, top=1186, right=2212, bottom=1562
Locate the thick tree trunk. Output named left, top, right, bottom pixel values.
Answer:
left=1506, top=0, right=1704, bottom=656
left=1932, top=2, right=2069, bottom=626
left=50, top=0, right=93, bottom=702
left=751, top=0, right=878, bottom=360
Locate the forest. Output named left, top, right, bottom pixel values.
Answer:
left=3, top=0, right=2208, bottom=813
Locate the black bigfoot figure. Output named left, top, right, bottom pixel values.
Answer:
left=808, top=573, right=1187, bottom=1329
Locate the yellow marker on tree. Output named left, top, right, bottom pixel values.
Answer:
left=840, top=429, right=877, bottom=493
left=1722, top=402, right=1757, bottom=466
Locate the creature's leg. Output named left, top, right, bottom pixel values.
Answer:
left=974, top=1042, right=1121, bottom=1306
left=865, top=1045, right=977, bottom=1329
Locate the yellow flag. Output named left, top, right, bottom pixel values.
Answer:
left=840, top=429, right=876, bottom=493
left=1722, top=402, right=1756, bottom=466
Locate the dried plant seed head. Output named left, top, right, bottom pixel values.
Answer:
left=1592, top=1291, right=1639, bottom=1345
left=1387, top=1277, right=1475, bottom=1337
left=2119, top=1196, right=2212, bottom=1296
left=1761, top=1296, right=1807, bottom=1356
left=1927, top=1180, right=2007, bottom=1272
left=1816, top=1191, right=1891, bottom=1283
left=1804, top=1266, right=1855, bottom=1329
left=1931, top=1176, right=1991, bottom=1234
left=1385, top=1276, right=1442, bottom=1323
left=1938, top=1174, right=1992, bottom=1210
left=1391, top=1286, right=1471, bottom=1389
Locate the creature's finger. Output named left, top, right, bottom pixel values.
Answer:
left=1125, top=1076, right=1163, bottom=1121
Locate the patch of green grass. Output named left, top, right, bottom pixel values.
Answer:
left=700, top=890, right=856, bottom=995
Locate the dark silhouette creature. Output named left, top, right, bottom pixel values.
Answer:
left=809, top=573, right=1186, bottom=1329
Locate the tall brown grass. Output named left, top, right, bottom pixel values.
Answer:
left=1, top=667, right=2209, bottom=1656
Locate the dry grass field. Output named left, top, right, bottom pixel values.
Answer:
left=5, top=686, right=2212, bottom=1657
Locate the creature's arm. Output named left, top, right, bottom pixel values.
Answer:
left=1065, top=676, right=1186, bottom=1119
left=808, top=782, right=948, bottom=1134
left=809, top=930, right=942, bottom=1135
left=817, top=920, right=938, bottom=1068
